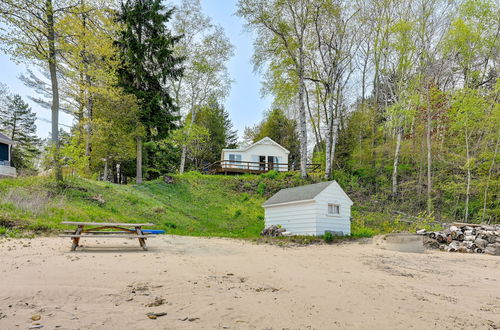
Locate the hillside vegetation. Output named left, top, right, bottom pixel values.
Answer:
left=0, top=171, right=443, bottom=239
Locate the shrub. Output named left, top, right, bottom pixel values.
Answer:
left=352, top=226, right=375, bottom=238
left=234, top=209, right=242, bottom=218
left=257, top=182, right=266, bottom=196
left=262, top=170, right=279, bottom=179
left=323, top=231, right=333, bottom=243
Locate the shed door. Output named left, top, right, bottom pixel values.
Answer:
left=0, top=143, right=8, bottom=162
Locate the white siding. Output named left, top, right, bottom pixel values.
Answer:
left=0, top=165, right=16, bottom=178
left=222, top=140, right=289, bottom=172
left=264, top=201, right=317, bottom=235
left=313, top=182, right=352, bottom=235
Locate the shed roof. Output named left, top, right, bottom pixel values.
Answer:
left=263, top=181, right=336, bottom=206
left=0, top=132, right=14, bottom=145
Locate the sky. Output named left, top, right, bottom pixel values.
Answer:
left=0, top=0, right=271, bottom=140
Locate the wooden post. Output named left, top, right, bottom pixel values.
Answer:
left=71, top=225, right=83, bottom=251
left=135, top=227, right=147, bottom=251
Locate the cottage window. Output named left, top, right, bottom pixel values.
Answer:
left=328, top=203, right=340, bottom=215
left=229, top=154, right=241, bottom=161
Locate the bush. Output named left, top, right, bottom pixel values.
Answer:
left=262, top=170, right=279, bottom=179
left=323, top=231, right=333, bottom=243
left=257, top=182, right=266, bottom=196
left=351, top=226, right=375, bottom=238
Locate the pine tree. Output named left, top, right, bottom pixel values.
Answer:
left=117, top=0, right=184, bottom=182
left=192, top=99, right=238, bottom=166
left=0, top=94, right=41, bottom=169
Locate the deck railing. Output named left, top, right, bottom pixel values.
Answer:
left=205, top=159, right=321, bottom=173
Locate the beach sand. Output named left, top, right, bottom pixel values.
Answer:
left=0, top=235, right=499, bottom=329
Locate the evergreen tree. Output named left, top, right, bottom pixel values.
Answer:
left=0, top=94, right=41, bottom=169
left=117, top=0, right=183, bottom=139
left=192, top=99, right=238, bottom=166
left=244, top=109, right=300, bottom=167
left=117, top=0, right=184, bottom=182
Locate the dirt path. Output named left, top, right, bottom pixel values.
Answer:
left=0, top=235, right=499, bottom=329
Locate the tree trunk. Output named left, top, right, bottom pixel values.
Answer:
left=464, top=129, right=471, bottom=222
left=84, top=73, right=93, bottom=158
left=297, top=48, right=308, bottom=179
left=324, top=125, right=332, bottom=180
left=46, top=0, right=62, bottom=182
left=392, top=126, right=402, bottom=198
left=179, top=102, right=197, bottom=174
left=103, top=158, right=108, bottom=181
left=425, top=85, right=432, bottom=214
left=330, top=118, right=339, bottom=177
left=324, top=88, right=334, bottom=180
left=136, top=137, right=143, bottom=184
left=179, top=145, right=187, bottom=174
left=481, top=136, right=498, bottom=221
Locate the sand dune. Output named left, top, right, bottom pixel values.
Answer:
left=0, top=235, right=499, bottom=329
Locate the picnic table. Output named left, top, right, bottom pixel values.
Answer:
left=60, top=222, right=155, bottom=251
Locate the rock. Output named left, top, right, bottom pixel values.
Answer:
left=146, top=312, right=167, bottom=319
left=31, top=315, right=41, bottom=321
left=484, top=244, right=500, bottom=256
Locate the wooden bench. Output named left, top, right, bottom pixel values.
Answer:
left=60, top=222, right=155, bottom=251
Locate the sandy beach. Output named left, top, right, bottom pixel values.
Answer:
left=0, top=235, right=499, bottom=330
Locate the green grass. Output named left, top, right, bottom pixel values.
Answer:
left=0, top=171, right=313, bottom=238
left=0, top=171, right=433, bottom=240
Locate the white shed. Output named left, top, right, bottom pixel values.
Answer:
left=221, top=137, right=289, bottom=172
left=263, top=181, right=353, bottom=236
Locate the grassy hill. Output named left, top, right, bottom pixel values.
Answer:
left=0, top=171, right=437, bottom=239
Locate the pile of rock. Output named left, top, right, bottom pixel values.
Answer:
left=418, top=224, right=500, bottom=255
left=261, top=225, right=292, bottom=237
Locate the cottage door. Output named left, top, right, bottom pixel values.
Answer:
left=259, top=156, right=266, bottom=171
left=267, top=156, right=275, bottom=170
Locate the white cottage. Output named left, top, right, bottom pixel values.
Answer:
left=0, top=132, right=16, bottom=178
left=263, top=181, right=353, bottom=236
left=220, top=137, right=289, bottom=172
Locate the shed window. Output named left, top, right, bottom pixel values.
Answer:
left=328, top=203, right=340, bottom=215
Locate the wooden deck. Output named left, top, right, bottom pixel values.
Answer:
left=205, top=160, right=321, bottom=175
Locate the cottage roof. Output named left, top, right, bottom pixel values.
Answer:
left=0, top=132, right=14, bottom=145
left=222, top=137, right=290, bottom=154
left=263, top=181, right=337, bottom=206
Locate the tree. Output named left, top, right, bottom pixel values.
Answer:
left=238, top=0, right=314, bottom=178
left=89, top=92, right=142, bottom=183
left=0, top=0, right=75, bottom=182
left=172, top=0, right=234, bottom=174
left=191, top=99, right=238, bottom=166
left=57, top=0, right=123, bottom=159
left=0, top=94, right=41, bottom=169
left=306, top=0, right=359, bottom=179
left=117, top=0, right=183, bottom=183
left=169, top=123, right=209, bottom=171
left=244, top=109, right=300, bottom=167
